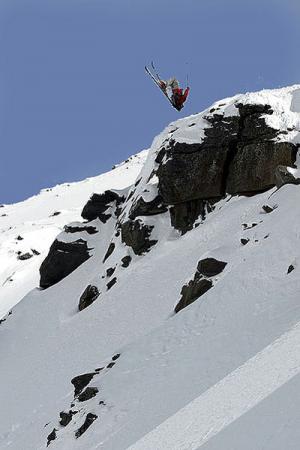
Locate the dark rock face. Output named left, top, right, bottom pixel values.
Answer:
left=226, top=142, right=296, bottom=194
left=81, top=190, right=125, bottom=223
left=197, top=258, right=227, bottom=277
left=170, top=199, right=214, bottom=233
left=75, top=413, right=97, bottom=438
left=287, top=264, right=295, bottom=274
left=275, top=165, right=300, bottom=189
left=78, top=285, right=100, bottom=311
left=157, top=141, right=230, bottom=204
left=64, top=225, right=98, bottom=235
left=71, top=372, right=96, bottom=397
left=175, top=277, right=213, bottom=313
left=129, top=195, right=168, bottom=220
left=121, top=255, right=132, bottom=268
left=78, top=387, right=99, bottom=402
left=40, top=239, right=91, bottom=289
left=121, top=220, right=157, bottom=255
left=155, top=103, right=297, bottom=232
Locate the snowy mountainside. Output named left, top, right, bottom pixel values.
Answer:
left=2, top=85, right=300, bottom=450
left=0, top=151, right=147, bottom=319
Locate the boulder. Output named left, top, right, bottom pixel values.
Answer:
left=121, top=255, right=132, bottom=268
left=78, top=285, right=100, bottom=311
left=81, top=190, right=125, bottom=223
left=40, top=239, right=91, bottom=289
left=197, top=258, right=227, bottom=277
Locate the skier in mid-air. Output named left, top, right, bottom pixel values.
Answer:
left=145, top=63, right=190, bottom=111
left=158, top=77, right=190, bottom=111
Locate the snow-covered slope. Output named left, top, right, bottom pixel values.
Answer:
left=2, top=86, right=300, bottom=450
left=0, top=151, right=147, bottom=319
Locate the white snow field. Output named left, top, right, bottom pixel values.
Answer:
left=128, top=320, right=300, bottom=450
left=1, top=86, right=300, bottom=450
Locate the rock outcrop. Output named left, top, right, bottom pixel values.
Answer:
left=40, top=239, right=91, bottom=289
left=81, top=190, right=125, bottom=223
left=78, top=285, right=100, bottom=311
left=154, top=103, right=297, bottom=232
left=175, top=257, right=227, bottom=313
left=121, top=220, right=157, bottom=255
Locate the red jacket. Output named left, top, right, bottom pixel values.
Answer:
left=172, top=87, right=190, bottom=110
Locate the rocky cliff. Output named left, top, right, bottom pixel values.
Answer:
left=2, top=86, right=300, bottom=450
left=40, top=85, right=300, bottom=291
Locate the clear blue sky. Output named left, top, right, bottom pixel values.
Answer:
left=1, top=0, right=300, bottom=204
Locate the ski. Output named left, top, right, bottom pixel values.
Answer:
left=145, top=65, right=175, bottom=108
left=151, top=61, right=161, bottom=80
